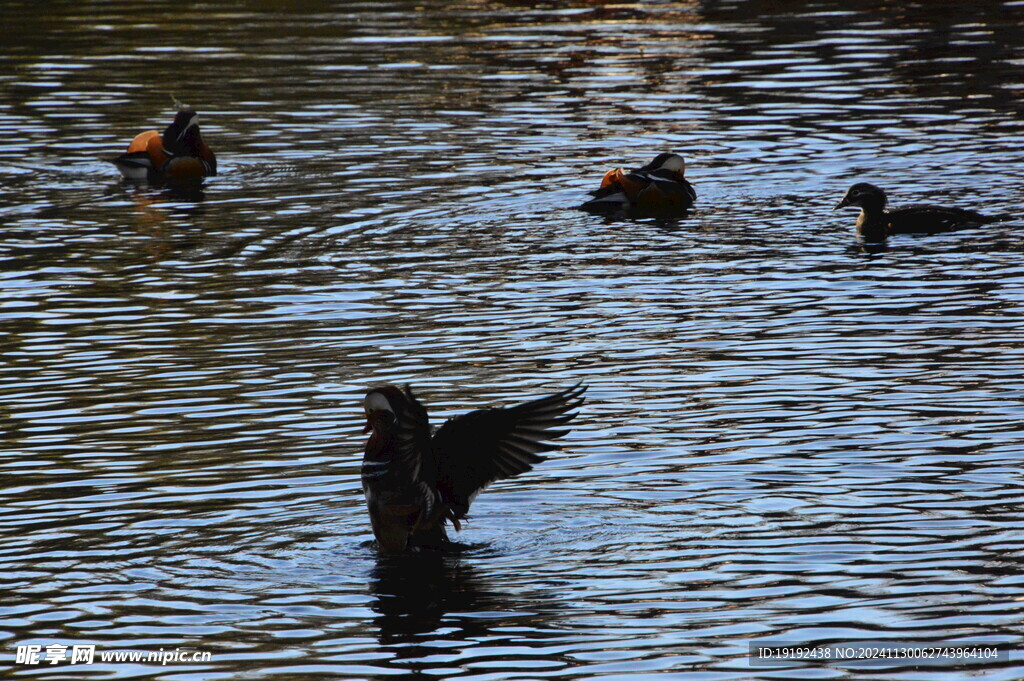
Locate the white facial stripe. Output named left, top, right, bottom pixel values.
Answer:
left=177, top=116, right=199, bottom=142
left=659, top=155, right=686, bottom=173
left=365, top=392, right=394, bottom=413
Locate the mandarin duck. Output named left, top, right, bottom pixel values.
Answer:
left=836, top=182, right=999, bottom=241
left=361, top=383, right=585, bottom=552
left=582, top=152, right=696, bottom=213
left=111, top=107, right=216, bottom=184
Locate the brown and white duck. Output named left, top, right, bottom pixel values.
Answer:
left=835, top=182, right=999, bottom=241
left=360, top=383, right=586, bottom=552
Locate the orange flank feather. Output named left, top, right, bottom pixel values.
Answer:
left=126, top=130, right=159, bottom=154
left=600, top=168, right=623, bottom=189
left=595, top=167, right=645, bottom=200
left=615, top=172, right=647, bottom=202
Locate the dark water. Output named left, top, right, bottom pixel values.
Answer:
left=3, top=1, right=1024, bottom=678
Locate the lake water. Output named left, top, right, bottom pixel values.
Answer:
left=3, top=1, right=1024, bottom=679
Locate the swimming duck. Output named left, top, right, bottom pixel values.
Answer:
left=582, top=152, right=696, bottom=213
left=361, top=383, right=586, bottom=552
left=835, top=183, right=998, bottom=241
left=111, top=107, right=216, bottom=184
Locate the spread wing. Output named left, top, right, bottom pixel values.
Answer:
left=429, top=384, right=586, bottom=518
left=393, top=385, right=433, bottom=483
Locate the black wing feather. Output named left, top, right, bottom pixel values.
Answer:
left=392, top=385, right=433, bottom=483
left=430, top=384, right=586, bottom=518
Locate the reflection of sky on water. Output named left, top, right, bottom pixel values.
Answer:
left=1, top=1, right=1023, bottom=679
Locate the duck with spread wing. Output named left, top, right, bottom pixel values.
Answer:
left=360, top=383, right=586, bottom=552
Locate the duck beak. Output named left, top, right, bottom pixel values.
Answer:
left=363, top=408, right=395, bottom=434
left=834, top=197, right=849, bottom=210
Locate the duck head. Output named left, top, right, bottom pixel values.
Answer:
left=362, top=385, right=408, bottom=436
left=641, top=153, right=687, bottom=180
left=835, top=183, right=887, bottom=212
left=163, top=108, right=204, bottom=156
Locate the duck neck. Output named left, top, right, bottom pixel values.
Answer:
left=856, top=200, right=888, bottom=240
left=365, top=428, right=393, bottom=460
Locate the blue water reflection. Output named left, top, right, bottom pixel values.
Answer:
left=2, top=1, right=1024, bottom=679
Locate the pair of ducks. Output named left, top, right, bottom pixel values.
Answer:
left=111, top=108, right=583, bottom=554
left=584, top=153, right=1002, bottom=239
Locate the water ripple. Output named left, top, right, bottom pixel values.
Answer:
left=2, top=0, right=1024, bottom=679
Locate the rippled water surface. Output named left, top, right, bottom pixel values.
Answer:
left=4, top=1, right=1024, bottom=679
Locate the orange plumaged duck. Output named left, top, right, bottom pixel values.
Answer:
left=582, top=152, right=696, bottom=214
left=111, top=107, right=216, bottom=184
